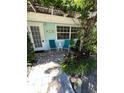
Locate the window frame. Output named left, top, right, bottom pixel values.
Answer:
left=56, top=25, right=70, bottom=40
left=56, top=25, right=81, bottom=40
left=71, top=27, right=80, bottom=39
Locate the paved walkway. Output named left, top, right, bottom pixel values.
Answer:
left=35, top=51, right=66, bottom=64
left=27, top=62, right=74, bottom=93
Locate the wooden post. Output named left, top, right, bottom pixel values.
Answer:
left=28, top=1, right=36, bottom=13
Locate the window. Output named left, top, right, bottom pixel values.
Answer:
left=30, top=26, right=42, bottom=48
left=57, top=26, right=70, bottom=39
left=71, top=27, right=80, bottom=39
left=57, top=26, right=80, bottom=40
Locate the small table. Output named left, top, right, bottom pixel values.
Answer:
left=57, top=42, right=62, bottom=51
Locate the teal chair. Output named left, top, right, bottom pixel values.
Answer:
left=63, top=39, right=70, bottom=52
left=49, top=40, right=57, bottom=50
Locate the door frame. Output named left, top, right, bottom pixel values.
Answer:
left=27, top=21, right=46, bottom=51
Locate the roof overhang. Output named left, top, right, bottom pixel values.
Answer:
left=27, top=12, right=81, bottom=25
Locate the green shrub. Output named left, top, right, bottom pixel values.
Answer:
left=27, top=32, right=35, bottom=65
left=61, top=53, right=96, bottom=76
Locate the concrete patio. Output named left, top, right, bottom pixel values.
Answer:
left=27, top=50, right=67, bottom=76
left=34, top=50, right=67, bottom=64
